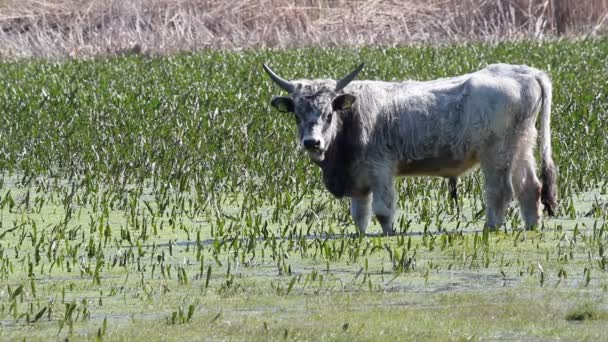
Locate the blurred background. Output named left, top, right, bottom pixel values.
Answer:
left=0, top=0, right=607, bottom=58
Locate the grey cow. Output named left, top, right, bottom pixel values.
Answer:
left=264, top=63, right=557, bottom=235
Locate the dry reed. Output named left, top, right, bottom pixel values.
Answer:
left=0, top=0, right=606, bottom=58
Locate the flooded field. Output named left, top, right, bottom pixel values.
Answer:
left=0, top=40, right=607, bottom=340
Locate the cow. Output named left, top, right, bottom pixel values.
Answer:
left=263, top=62, right=557, bottom=235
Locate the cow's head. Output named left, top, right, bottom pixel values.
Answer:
left=263, top=63, right=364, bottom=162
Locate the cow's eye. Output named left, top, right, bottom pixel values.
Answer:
left=327, top=113, right=333, bottom=123
left=294, top=115, right=301, bottom=124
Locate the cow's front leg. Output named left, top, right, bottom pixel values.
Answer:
left=350, top=194, right=372, bottom=235
left=371, top=177, right=396, bottom=236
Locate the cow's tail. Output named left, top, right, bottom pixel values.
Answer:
left=536, top=72, right=557, bottom=216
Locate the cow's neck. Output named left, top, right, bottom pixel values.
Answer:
left=317, top=114, right=364, bottom=198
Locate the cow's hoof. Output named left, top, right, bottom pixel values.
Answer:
left=483, top=224, right=500, bottom=232
left=524, top=223, right=539, bottom=231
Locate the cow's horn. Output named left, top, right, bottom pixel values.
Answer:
left=335, top=63, right=365, bottom=92
left=263, top=63, right=295, bottom=93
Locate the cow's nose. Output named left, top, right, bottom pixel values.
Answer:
left=303, top=138, right=321, bottom=150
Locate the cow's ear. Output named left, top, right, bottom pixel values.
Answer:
left=332, top=94, right=356, bottom=111
left=271, top=96, right=295, bottom=113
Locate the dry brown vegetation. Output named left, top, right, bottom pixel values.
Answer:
left=0, top=0, right=607, bottom=58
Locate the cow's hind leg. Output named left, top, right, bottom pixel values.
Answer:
left=448, top=177, right=459, bottom=213
left=448, top=177, right=458, bottom=202
left=482, top=166, right=513, bottom=230
left=512, top=134, right=542, bottom=230
left=350, top=194, right=372, bottom=235
left=481, top=147, right=515, bottom=230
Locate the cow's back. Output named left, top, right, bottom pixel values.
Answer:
left=346, top=64, right=544, bottom=179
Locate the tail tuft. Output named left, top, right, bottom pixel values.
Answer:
left=540, top=160, right=558, bottom=216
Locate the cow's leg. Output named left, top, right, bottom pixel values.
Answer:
left=448, top=177, right=459, bottom=214
left=512, top=138, right=542, bottom=230
left=370, top=173, right=396, bottom=236
left=448, top=177, right=458, bottom=203
left=350, top=194, right=372, bottom=235
left=512, top=158, right=542, bottom=230
left=482, top=165, right=513, bottom=230
left=480, top=143, right=515, bottom=231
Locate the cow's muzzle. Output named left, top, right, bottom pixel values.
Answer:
left=303, top=138, right=321, bottom=150
left=302, top=138, right=325, bottom=161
